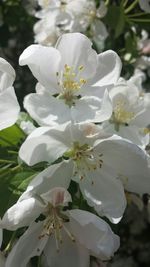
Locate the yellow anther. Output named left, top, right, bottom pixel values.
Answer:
left=89, top=10, right=96, bottom=18
left=143, top=128, right=150, bottom=134
left=79, top=65, right=84, bottom=71
left=64, top=64, right=71, bottom=72
left=80, top=78, right=87, bottom=85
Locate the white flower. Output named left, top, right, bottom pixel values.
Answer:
left=139, top=0, right=150, bottom=13
left=0, top=57, right=20, bottom=130
left=35, top=0, right=108, bottom=46
left=19, top=32, right=121, bottom=126
left=101, top=75, right=150, bottom=148
left=34, top=9, right=60, bottom=46
left=19, top=122, right=150, bottom=223
left=67, top=0, right=108, bottom=43
left=3, top=188, right=119, bottom=267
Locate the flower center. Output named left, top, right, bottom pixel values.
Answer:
left=65, top=141, right=103, bottom=183
left=57, top=64, right=87, bottom=107
left=39, top=205, right=75, bottom=251
left=110, top=100, right=135, bottom=130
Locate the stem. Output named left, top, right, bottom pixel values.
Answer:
left=130, top=18, right=150, bottom=22
left=105, top=0, right=109, bottom=6
left=123, top=0, right=129, bottom=7
left=0, top=164, right=21, bottom=178
left=11, top=164, right=22, bottom=172
left=8, top=150, right=18, bottom=155
left=125, top=0, right=139, bottom=14
left=128, top=12, right=149, bottom=17
left=0, top=159, right=16, bottom=164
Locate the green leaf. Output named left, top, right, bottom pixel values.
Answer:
left=0, top=170, right=38, bottom=217
left=0, top=124, right=25, bottom=147
left=104, top=4, right=125, bottom=37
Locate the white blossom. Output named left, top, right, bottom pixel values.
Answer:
left=3, top=188, right=119, bottom=267
left=34, top=0, right=108, bottom=46
left=19, top=33, right=122, bottom=126
left=0, top=57, right=20, bottom=130
left=101, top=74, right=150, bottom=148
left=19, top=122, right=150, bottom=223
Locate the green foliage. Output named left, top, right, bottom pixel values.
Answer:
left=0, top=169, right=37, bottom=217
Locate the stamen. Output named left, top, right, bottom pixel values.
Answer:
left=66, top=142, right=104, bottom=182
left=56, top=64, right=87, bottom=107
left=63, top=224, right=75, bottom=242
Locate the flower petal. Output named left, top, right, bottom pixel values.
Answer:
left=69, top=209, right=120, bottom=260
left=0, top=87, right=20, bottom=130
left=79, top=167, right=126, bottom=223
left=5, top=222, right=48, bottom=267
left=71, top=90, right=112, bottom=123
left=96, top=137, right=150, bottom=195
left=90, top=50, right=122, bottom=87
left=43, top=228, right=90, bottom=267
left=19, top=44, right=61, bottom=90
left=24, top=91, right=70, bottom=126
left=19, top=124, right=70, bottom=166
left=0, top=252, right=5, bottom=267
left=1, top=197, right=45, bottom=230
left=0, top=229, right=2, bottom=247
left=55, top=32, right=98, bottom=79
left=0, top=57, right=15, bottom=91
left=19, top=160, right=73, bottom=201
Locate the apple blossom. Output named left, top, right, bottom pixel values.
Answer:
left=101, top=74, right=150, bottom=148
left=19, top=32, right=122, bottom=126
left=3, top=188, right=119, bottom=267
left=0, top=57, right=20, bottom=131
left=34, top=0, right=108, bottom=46
left=19, top=122, right=150, bottom=223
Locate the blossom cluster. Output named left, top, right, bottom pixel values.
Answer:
left=33, top=0, right=108, bottom=47
left=0, top=1, right=150, bottom=267
left=0, top=30, right=150, bottom=266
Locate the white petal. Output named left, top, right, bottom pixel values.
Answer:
left=5, top=222, right=48, bottom=267
left=0, top=87, right=20, bottom=130
left=56, top=32, right=98, bottom=79
left=91, top=20, right=108, bottom=43
left=139, top=0, right=150, bottom=13
left=69, top=209, right=120, bottom=260
left=0, top=229, right=2, bottom=247
left=0, top=252, right=5, bottom=267
left=24, top=91, right=70, bottom=126
left=43, top=228, right=90, bottom=267
left=42, top=187, right=72, bottom=207
left=79, top=167, right=126, bottom=223
left=19, top=160, right=73, bottom=200
left=90, top=50, right=122, bottom=87
left=71, top=90, right=112, bottom=123
left=0, top=57, right=15, bottom=91
left=102, top=122, right=149, bottom=148
left=19, top=44, right=61, bottom=90
left=19, top=124, right=70, bottom=166
left=97, top=137, right=150, bottom=195
left=1, top=197, right=45, bottom=230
